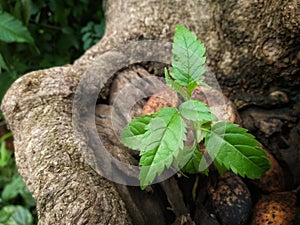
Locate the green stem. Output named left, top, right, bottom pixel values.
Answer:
left=192, top=174, right=199, bottom=201
left=199, top=127, right=211, bottom=133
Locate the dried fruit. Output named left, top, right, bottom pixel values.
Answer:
left=251, top=192, right=296, bottom=225
left=141, top=88, right=178, bottom=115
left=208, top=172, right=252, bottom=225
left=192, top=86, right=242, bottom=125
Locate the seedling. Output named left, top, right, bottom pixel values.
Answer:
left=121, top=25, right=271, bottom=189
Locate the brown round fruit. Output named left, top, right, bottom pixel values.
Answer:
left=252, top=152, right=285, bottom=193
left=141, top=88, right=178, bottom=115
left=251, top=192, right=296, bottom=225
left=208, top=172, right=252, bottom=225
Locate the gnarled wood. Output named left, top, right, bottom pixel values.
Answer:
left=1, top=0, right=299, bottom=224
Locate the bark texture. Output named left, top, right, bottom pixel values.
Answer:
left=1, top=0, right=299, bottom=224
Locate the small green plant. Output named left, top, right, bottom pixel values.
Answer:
left=121, top=25, right=271, bottom=189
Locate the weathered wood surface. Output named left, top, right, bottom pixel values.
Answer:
left=1, top=0, right=299, bottom=224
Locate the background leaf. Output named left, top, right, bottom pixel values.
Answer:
left=0, top=53, right=8, bottom=71
left=2, top=176, right=26, bottom=201
left=1, top=174, right=36, bottom=208
left=0, top=11, right=34, bottom=43
left=0, top=141, right=13, bottom=167
left=0, top=72, right=16, bottom=107
left=0, top=205, right=33, bottom=225
left=20, top=0, right=32, bottom=25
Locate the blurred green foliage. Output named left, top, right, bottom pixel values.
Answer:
left=0, top=133, right=37, bottom=225
left=0, top=1, right=104, bottom=223
left=0, top=0, right=105, bottom=118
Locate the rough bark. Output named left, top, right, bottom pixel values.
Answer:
left=1, top=67, right=133, bottom=225
left=1, top=0, right=299, bottom=224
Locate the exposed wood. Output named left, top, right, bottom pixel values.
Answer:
left=1, top=0, right=299, bottom=224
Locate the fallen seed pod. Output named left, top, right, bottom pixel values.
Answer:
left=192, top=86, right=242, bottom=125
left=141, top=86, right=241, bottom=126
left=208, top=172, right=252, bottom=225
left=141, top=88, right=178, bottom=115
left=251, top=191, right=296, bottom=225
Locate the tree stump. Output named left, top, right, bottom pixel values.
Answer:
left=1, top=0, right=299, bottom=224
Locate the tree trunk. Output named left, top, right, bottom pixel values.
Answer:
left=1, top=0, right=299, bottom=224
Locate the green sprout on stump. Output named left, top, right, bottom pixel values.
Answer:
left=121, top=25, right=271, bottom=189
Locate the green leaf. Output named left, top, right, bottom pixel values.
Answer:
left=196, top=121, right=212, bottom=143
left=20, top=0, right=32, bottom=25
left=13, top=0, right=32, bottom=25
left=83, top=38, right=93, bottom=50
left=0, top=53, right=8, bottom=72
left=187, top=81, right=198, bottom=96
left=120, top=114, right=154, bottom=150
left=205, top=122, right=271, bottom=179
left=0, top=205, right=33, bottom=225
left=0, top=141, right=12, bottom=168
left=181, top=146, right=209, bottom=175
left=139, top=107, right=187, bottom=188
left=170, top=25, right=206, bottom=88
left=1, top=176, right=25, bottom=201
left=0, top=72, right=16, bottom=105
left=164, top=68, right=188, bottom=100
left=0, top=11, right=34, bottom=43
left=82, top=32, right=91, bottom=42
left=0, top=208, right=11, bottom=223
left=179, top=100, right=212, bottom=123
left=213, top=159, right=228, bottom=175
left=173, top=145, right=195, bottom=170
left=173, top=141, right=208, bottom=175
left=94, top=20, right=106, bottom=37
left=20, top=190, right=36, bottom=208
left=197, top=80, right=211, bottom=89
